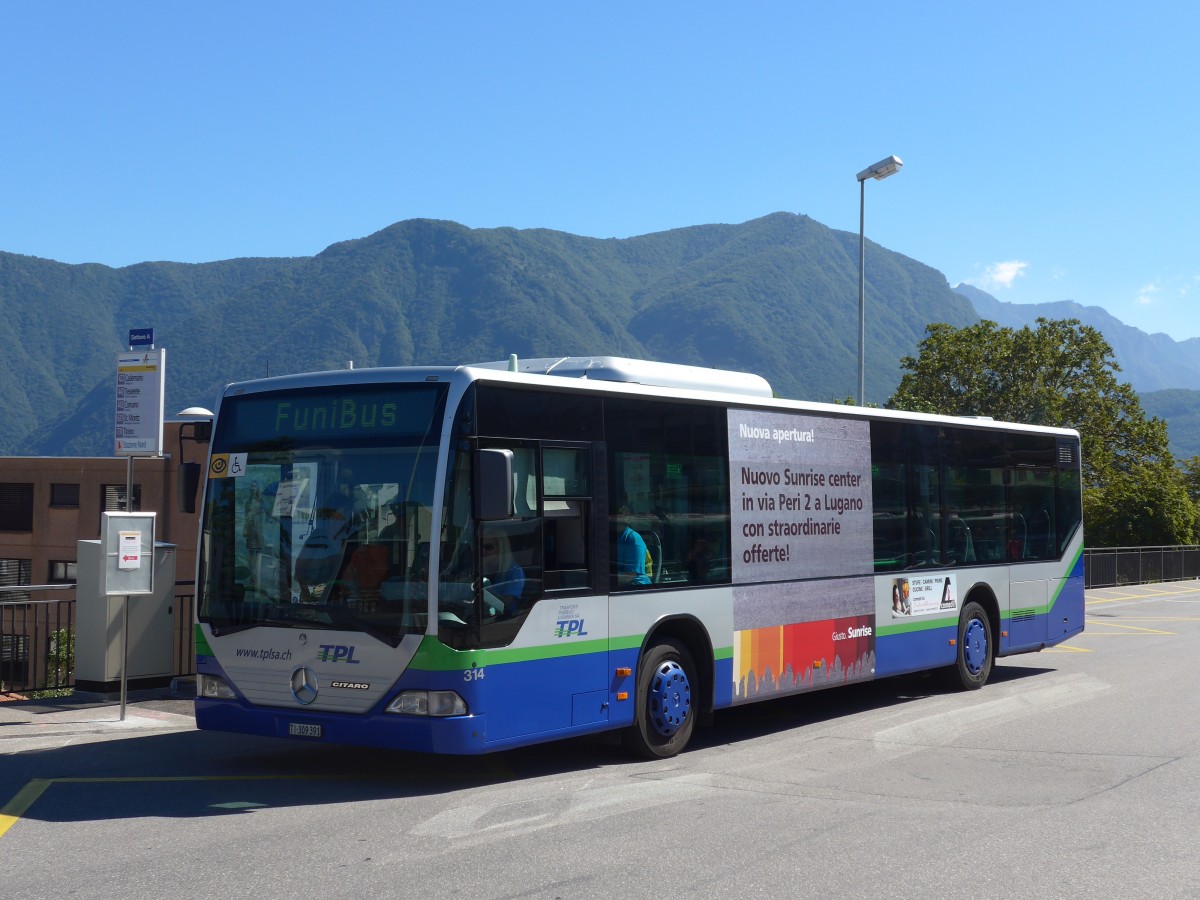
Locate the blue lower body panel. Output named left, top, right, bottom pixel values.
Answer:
left=874, top=625, right=957, bottom=679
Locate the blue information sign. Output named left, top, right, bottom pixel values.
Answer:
left=129, top=328, right=154, bottom=348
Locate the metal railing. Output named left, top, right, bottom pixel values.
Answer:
left=1083, top=546, right=1200, bottom=589
left=0, top=582, right=196, bottom=697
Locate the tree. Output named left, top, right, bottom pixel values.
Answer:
left=888, top=318, right=1196, bottom=547
left=1181, top=455, right=1200, bottom=506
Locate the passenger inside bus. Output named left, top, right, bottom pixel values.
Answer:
left=612, top=507, right=652, bottom=587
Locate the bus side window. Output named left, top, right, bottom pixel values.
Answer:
left=541, top=446, right=592, bottom=591
left=505, top=447, right=543, bottom=607
left=544, top=499, right=589, bottom=589
left=910, top=468, right=941, bottom=567
left=1006, top=434, right=1059, bottom=562
left=604, top=398, right=730, bottom=590
left=474, top=445, right=544, bottom=633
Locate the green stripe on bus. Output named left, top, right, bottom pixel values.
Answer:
left=1050, top=544, right=1084, bottom=611
left=195, top=626, right=212, bottom=657
left=877, top=615, right=957, bottom=637
left=411, top=636, right=607, bottom=670
left=409, top=635, right=733, bottom=671
left=609, top=634, right=642, bottom=653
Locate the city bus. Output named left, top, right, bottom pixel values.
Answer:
left=193, top=356, right=1084, bottom=758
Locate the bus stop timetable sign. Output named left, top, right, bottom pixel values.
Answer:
left=102, top=512, right=156, bottom=596
left=116, top=348, right=166, bottom=456
left=118, top=531, right=141, bottom=569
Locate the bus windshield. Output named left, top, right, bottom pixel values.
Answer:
left=197, top=383, right=448, bottom=645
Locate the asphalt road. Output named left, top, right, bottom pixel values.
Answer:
left=3, top=581, right=1199, bottom=898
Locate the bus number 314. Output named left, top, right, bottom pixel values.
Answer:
left=464, top=668, right=485, bottom=682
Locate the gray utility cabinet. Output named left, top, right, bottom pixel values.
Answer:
left=75, top=540, right=176, bottom=691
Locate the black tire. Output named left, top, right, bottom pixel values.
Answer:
left=623, top=639, right=697, bottom=759
left=941, top=600, right=994, bottom=691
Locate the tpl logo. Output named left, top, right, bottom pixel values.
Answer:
left=317, top=644, right=360, bottom=663
left=554, top=619, right=588, bottom=638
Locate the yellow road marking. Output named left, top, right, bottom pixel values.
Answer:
left=0, top=775, right=332, bottom=840
left=0, top=779, right=51, bottom=839
left=1044, top=644, right=1092, bottom=653
left=1083, top=620, right=1175, bottom=635
left=1088, top=585, right=1200, bottom=602
left=0, top=765, right=517, bottom=840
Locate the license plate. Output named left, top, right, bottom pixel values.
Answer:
left=288, top=723, right=322, bottom=738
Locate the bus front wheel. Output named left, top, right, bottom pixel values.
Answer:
left=942, top=600, right=994, bottom=691
left=624, top=639, right=697, bottom=759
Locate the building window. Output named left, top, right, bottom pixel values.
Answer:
left=50, top=483, right=81, bottom=508
left=0, top=558, right=32, bottom=602
left=48, top=560, right=77, bottom=584
left=0, top=484, right=34, bottom=532
left=101, top=484, right=142, bottom=512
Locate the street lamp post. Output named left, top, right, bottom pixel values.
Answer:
left=856, top=154, right=903, bottom=405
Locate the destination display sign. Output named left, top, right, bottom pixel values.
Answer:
left=219, top=383, right=447, bottom=446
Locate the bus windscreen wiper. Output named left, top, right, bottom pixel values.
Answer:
left=208, top=621, right=260, bottom=637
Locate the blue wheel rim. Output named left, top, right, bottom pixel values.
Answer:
left=649, top=659, right=692, bottom=737
left=963, top=617, right=988, bottom=676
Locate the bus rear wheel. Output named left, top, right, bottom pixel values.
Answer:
left=624, top=639, right=697, bottom=759
left=942, top=600, right=994, bottom=691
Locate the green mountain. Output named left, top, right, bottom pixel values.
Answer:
left=1141, top=389, right=1200, bottom=460
left=3, top=213, right=978, bottom=456
left=0, top=252, right=303, bottom=454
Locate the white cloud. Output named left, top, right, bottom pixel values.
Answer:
left=973, top=260, right=1029, bottom=291
left=1136, top=282, right=1160, bottom=306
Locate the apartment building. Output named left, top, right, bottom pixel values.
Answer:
left=0, top=420, right=210, bottom=599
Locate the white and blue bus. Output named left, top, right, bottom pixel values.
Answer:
left=194, top=357, right=1084, bottom=757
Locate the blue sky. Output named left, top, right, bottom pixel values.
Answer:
left=5, top=3, right=1199, bottom=338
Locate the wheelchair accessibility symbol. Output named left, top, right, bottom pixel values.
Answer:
left=209, top=453, right=247, bottom=478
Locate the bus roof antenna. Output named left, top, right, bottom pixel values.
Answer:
left=508, top=353, right=519, bottom=372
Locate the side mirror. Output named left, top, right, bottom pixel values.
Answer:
left=474, top=449, right=514, bottom=521
left=178, top=462, right=203, bottom=513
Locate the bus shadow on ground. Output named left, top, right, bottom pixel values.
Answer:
left=2, top=663, right=1055, bottom=826
left=690, top=662, right=1052, bottom=750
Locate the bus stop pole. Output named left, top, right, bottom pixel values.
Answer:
left=121, top=455, right=134, bottom=721
left=120, top=595, right=129, bottom=721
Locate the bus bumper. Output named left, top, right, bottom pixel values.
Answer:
left=195, top=698, right=490, bottom=754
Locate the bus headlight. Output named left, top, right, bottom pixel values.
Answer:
left=386, top=690, right=468, bottom=717
left=198, top=674, right=237, bottom=700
